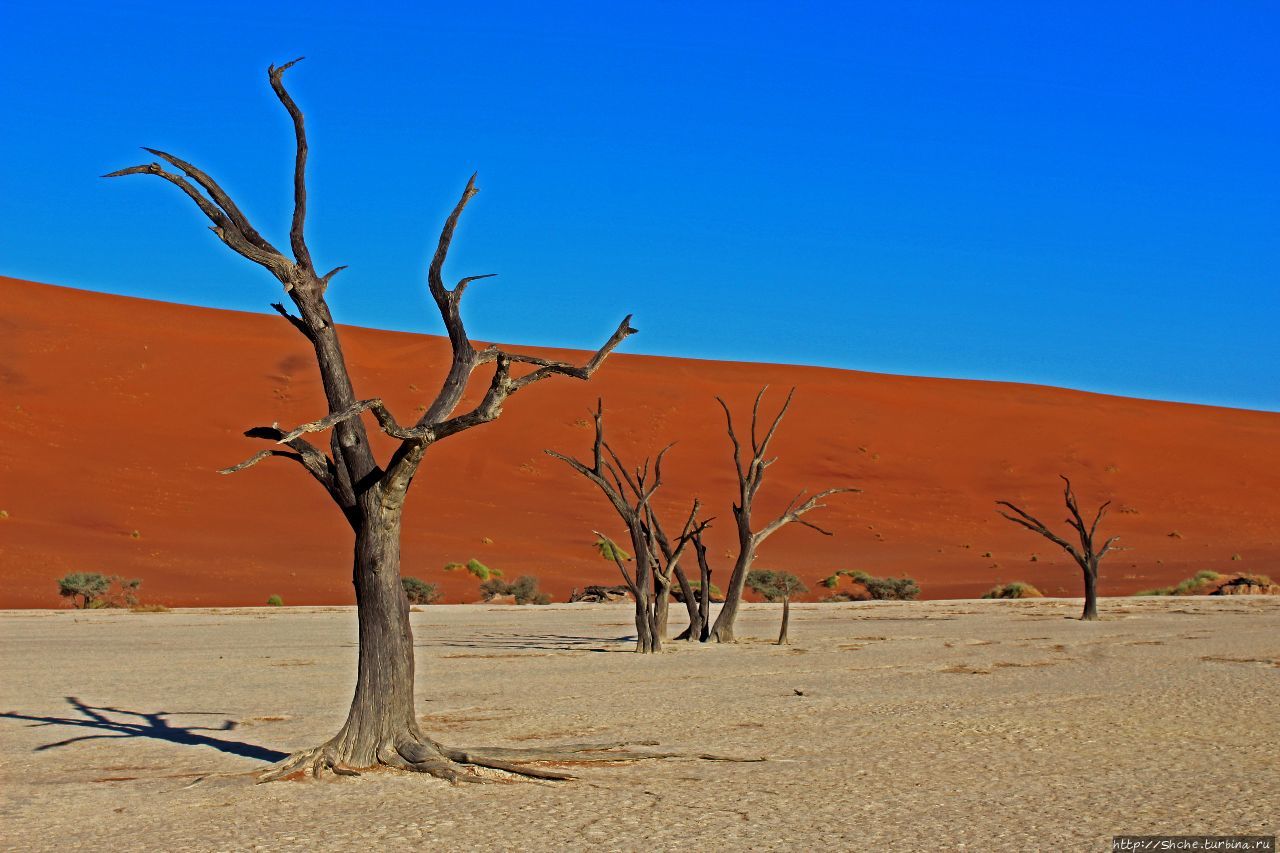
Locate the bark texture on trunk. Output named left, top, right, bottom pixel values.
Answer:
left=777, top=596, right=790, bottom=645
left=997, top=475, right=1118, bottom=624
left=1081, top=567, right=1099, bottom=621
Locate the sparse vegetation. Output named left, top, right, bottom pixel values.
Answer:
left=401, top=576, right=442, bottom=605
left=1133, top=570, right=1268, bottom=597
left=130, top=603, right=170, bottom=613
left=745, top=570, right=807, bottom=644
left=819, top=570, right=920, bottom=601
left=478, top=575, right=551, bottom=605
left=982, top=581, right=1043, bottom=599
left=592, top=537, right=631, bottom=563
left=57, top=572, right=110, bottom=609
left=672, top=580, right=723, bottom=603
left=1135, top=570, right=1221, bottom=596
left=445, top=558, right=502, bottom=582
left=57, top=573, right=142, bottom=609
left=266, top=595, right=284, bottom=607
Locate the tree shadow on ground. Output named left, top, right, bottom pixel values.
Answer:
left=1, top=696, right=287, bottom=762
left=427, top=633, right=635, bottom=652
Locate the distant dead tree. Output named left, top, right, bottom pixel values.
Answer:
left=745, top=569, right=807, bottom=644
left=996, top=475, right=1118, bottom=621
left=707, top=387, right=857, bottom=643
left=103, top=60, right=653, bottom=781
left=547, top=402, right=710, bottom=652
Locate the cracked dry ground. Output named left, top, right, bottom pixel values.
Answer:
left=2, top=597, right=1276, bottom=851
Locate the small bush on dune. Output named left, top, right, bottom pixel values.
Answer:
left=1172, top=570, right=1222, bottom=595
left=444, top=558, right=502, bottom=581
left=982, top=581, right=1043, bottom=599
left=57, top=573, right=142, bottom=609
left=1137, top=570, right=1275, bottom=597
left=130, top=603, right=170, bottom=613
left=671, top=580, right=724, bottom=603
left=855, top=571, right=920, bottom=601
left=479, top=575, right=552, bottom=605
left=818, top=570, right=920, bottom=601
left=58, top=572, right=111, bottom=609
left=401, top=576, right=442, bottom=605
left=266, top=595, right=284, bottom=607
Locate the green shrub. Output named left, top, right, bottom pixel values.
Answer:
left=672, top=580, right=724, bottom=603
left=745, top=569, right=806, bottom=602
left=593, top=537, right=631, bottom=563
left=57, top=573, right=141, bottom=609
left=816, top=569, right=920, bottom=601
left=981, top=581, right=1043, bottom=599
left=266, top=595, right=284, bottom=607
left=479, top=575, right=551, bottom=605
left=1135, top=570, right=1231, bottom=597
left=58, top=572, right=110, bottom=609
left=444, top=558, right=502, bottom=581
left=401, top=576, right=442, bottom=605
left=858, top=572, right=920, bottom=601
left=1171, top=570, right=1222, bottom=595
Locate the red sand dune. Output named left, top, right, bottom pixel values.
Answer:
left=2, top=276, right=1277, bottom=608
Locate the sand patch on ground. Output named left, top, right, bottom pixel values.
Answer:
left=1, top=597, right=1276, bottom=850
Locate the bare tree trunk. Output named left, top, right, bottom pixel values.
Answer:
left=777, top=595, right=790, bottom=645
left=672, top=565, right=700, bottom=641
left=709, top=535, right=754, bottom=643
left=697, top=544, right=712, bottom=642
left=328, top=509, right=422, bottom=765
left=654, top=576, right=671, bottom=641
left=1081, top=565, right=1098, bottom=621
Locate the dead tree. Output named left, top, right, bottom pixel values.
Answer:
left=547, top=402, right=709, bottom=652
left=707, top=387, right=857, bottom=643
left=996, top=475, right=1118, bottom=621
left=103, top=60, right=664, bottom=781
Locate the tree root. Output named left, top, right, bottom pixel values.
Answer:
left=257, top=736, right=763, bottom=784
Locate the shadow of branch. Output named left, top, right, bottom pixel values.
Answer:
left=1, top=696, right=287, bottom=763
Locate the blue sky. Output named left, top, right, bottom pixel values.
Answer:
left=2, top=1, right=1277, bottom=410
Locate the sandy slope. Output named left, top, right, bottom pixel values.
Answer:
left=1, top=276, right=1278, bottom=607
left=0, top=598, right=1276, bottom=851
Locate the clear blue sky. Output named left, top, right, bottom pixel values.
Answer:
left=2, top=1, right=1277, bottom=410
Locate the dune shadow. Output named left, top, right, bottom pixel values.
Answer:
left=1, top=696, right=287, bottom=763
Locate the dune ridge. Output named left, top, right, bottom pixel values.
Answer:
left=2, top=276, right=1277, bottom=608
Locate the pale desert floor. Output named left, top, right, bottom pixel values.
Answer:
left=1, top=597, right=1277, bottom=852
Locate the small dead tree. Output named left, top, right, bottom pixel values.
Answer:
left=745, top=569, right=807, bottom=644
left=708, top=387, right=857, bottom=643
left=103, top=60, right=664, bottom=781
left=996, top=475, right=1118, bottom=621
left=547, top=402, right=709, bottom=652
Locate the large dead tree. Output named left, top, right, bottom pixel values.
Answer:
left=103, top=60, right=660, bottom=781
left=547, top=402, right=709, bottom=652
left=996, top=475, right=1118, bottom=621
left=707, top=387, right=857, bottom=643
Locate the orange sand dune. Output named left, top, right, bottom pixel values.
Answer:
left=2, top=276, right=1277, bottom=608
